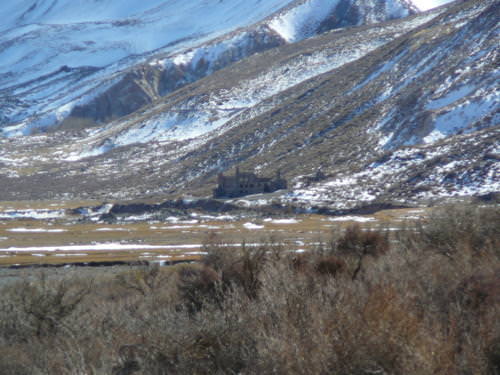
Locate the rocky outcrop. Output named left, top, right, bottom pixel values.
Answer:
left=70, top=69, right=162, bottom=123
left=68, top=27, right=285, bottom=123
left=318, top=0, right=417, bottom=31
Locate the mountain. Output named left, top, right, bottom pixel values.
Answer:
left=0, top=0, right=498, bottom=210
left=0, top=0, right=416, bottom=136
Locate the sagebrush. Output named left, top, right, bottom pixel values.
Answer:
left=0, top=204, right=498, bottom=374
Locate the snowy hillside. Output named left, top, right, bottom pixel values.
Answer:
left=65, top=9, right=441, bottom=159
left=0, top=0, right=497, bottom=210
left=266, top=0, right=414, bottom=42
left=0, top=0, right=417, bottom=136
left=0, top=0, right=297, bottom=135
left=287, top=128, right=500, bottom=210
left=0, top=0, right=292, bottom=79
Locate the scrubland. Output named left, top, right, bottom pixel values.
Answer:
left=0, top=204, right=498, bottom=374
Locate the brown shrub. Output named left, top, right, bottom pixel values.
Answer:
left=202, top=240, right=268, bottom=299
left=0, top=346, right=33, bottom=375
left=201, top=231, right=227, bottom=268
left=220, top=247, right=267, bottom=299
left=112, top=344, right=143, bottom=375
left=406, top=204, right=500, bottom=257
left=453, top=272, right=500, bottom=311
left=333, top=224, right=390, bottom=280
left=0, top=273, right=92, bottom=339
left=337, top=224, right=390, bottom=257
left=116, top=263, right=172, bottom=297
left=0, top=204, right=498, bottom=374
left=487, top=337, right=500, bottom=375
left=289, top=252, right=311, bottom=272
left=177, top=264, right=221, bottom=313
left=314, top=255, right=346, bottom=277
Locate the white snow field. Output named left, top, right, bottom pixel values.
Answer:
left=0, top=0, right=294, bottom=83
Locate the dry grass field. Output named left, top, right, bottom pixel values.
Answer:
left=0, top=200, right=428, bottom=266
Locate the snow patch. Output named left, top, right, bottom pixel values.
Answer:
left=268, top=0, right=340, bottom=42
left=424, top=88, right=500, bottom=143
left=243, top=222, right=265, bottom=230
left=426, top=84, right=477, bottom=110
left=7, top=228, right=67, bottom=233
left=0, top=209, right=66, bottom=220
left=329, top=216, right=377, bottom=222
left=264, top=218, right=300, bottom=224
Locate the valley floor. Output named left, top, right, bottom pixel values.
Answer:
left=0, top=200, right=429, bottom=267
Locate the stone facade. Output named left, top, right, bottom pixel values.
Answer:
left=213, top=168, right=287, bottom=198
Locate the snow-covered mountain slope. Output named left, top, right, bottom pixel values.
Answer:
left=286, top=127, right=500, bottom=209
left=0, top=0, right=292, bottom=79
left=0, top=0, right=417, bottom=136
left=225, top=0, right=499, bottom=209
left=0, top=0, right=296, bottom=134
left=0, top=0, right=497, bottom=210
left=59, top=12, right=442, bottom=162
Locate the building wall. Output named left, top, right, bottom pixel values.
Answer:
left=213, top=170, right=286, bottom=198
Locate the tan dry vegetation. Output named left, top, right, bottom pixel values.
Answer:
left=0, top=200, right=101, bottom=211
left=0, top=252, right=202, bottom=267
left=0, top=208, right=429, bottom=266
left=0, top=204, right=498, bottom=374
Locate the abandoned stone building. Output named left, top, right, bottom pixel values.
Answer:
left=213, top=168, right=287, bottom=198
